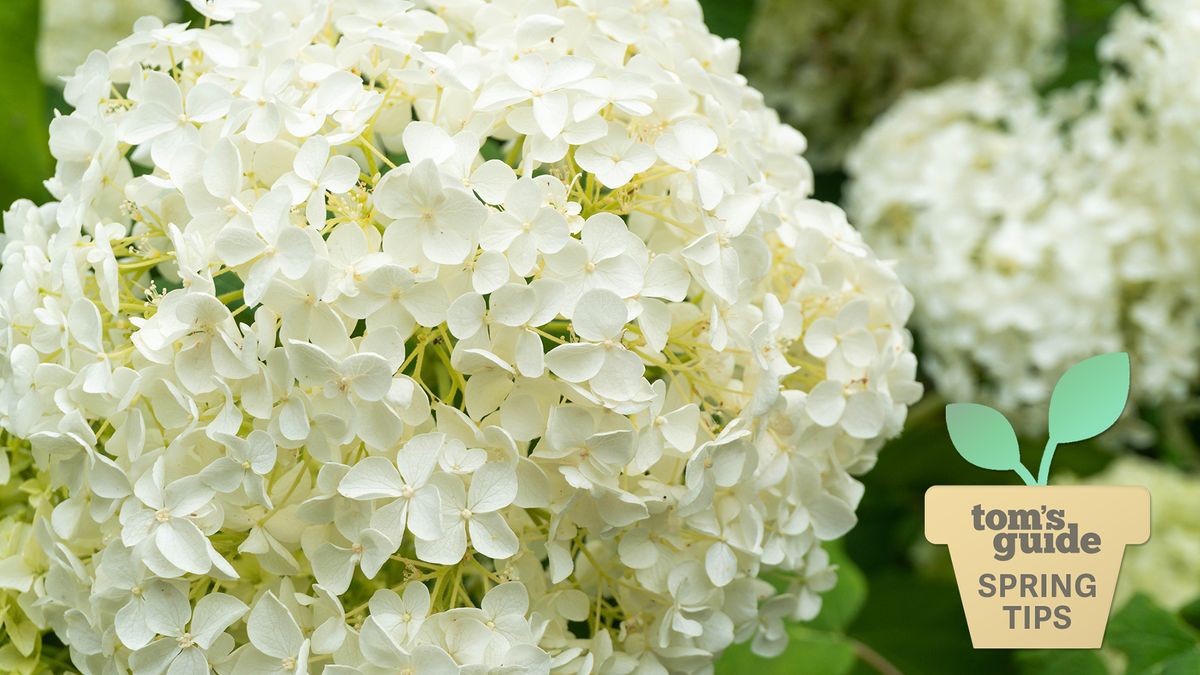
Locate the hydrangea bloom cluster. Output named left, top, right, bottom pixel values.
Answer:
left=0, top=1, right=921, bottom=672
left=846, top=0, right=1200, bottom=432
left=741, top=0, right=1063, bottom=168
left=37, top=0, right=180, bottom=83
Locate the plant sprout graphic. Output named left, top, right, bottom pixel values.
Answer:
left=945, top=353, right=1131, bottom=486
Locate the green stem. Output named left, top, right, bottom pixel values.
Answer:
left=850, top=638, right=905, bottom=675
left=1013, top=463, right=1037, bottom=487
left=1036, top=437, right=1058, bottom=486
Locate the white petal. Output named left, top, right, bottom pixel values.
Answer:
left=840, top=330, right=878, bottom=368
left=545, top=343, right=605, bottom=383
left=465, top=371, right=514, bottom=421
left=642, top=255, right=690, bottom=301
left=705, top=541, right=737, bottom=587
left=472, top=251, right=510, bottom=295
left=406, top=487, right=443, bottom=541
left=402, top=122, right=454, bottom=164
left=842, top=391, right=887, bottom=440
left=415, top=523, right=467, bottom=565
left=397, top=433, right=443, bottom=486
left=572, top=289, right=628, bottom=341
left=129, top=639, right=182, bottom=675
left=204, top=138, right=242, bottom=200
left=468, top=512, right=518, bottom=560
left=285, top=340, right=340, bottom=388
left=294, top=136, right=330, bottom=183
left=447, top=293, right=486, bottom=340
left=359, top=529, right=395, bottom=578
left=278, top=397, right=311, bottom=441
left=215, top=226, right=267, bottom=267
left=156, top=520, right=212, bottom=575
left=166, top=646, right=207, bottom=675
left=481, top=581, right=529, bottom=619
left=803, top=318, right=840, bottom=359
left=199, top=458, right=244, bottom=493
left=489, top=284, right=536, bottom=327
left=115, top=600, right=155, bottom=650
left=68, top=298, right=104, bottom=352
left=339, top=457, right=406, bottom=499
left=467, top=463, right=518, bottom=513
left=190, top=593, right=248, bottom=650
left=810, top=494, right=858, bottom=540
left=341, top=353, right=393, bottom=402
left=805, top=381, right=846, bottom=427
left=142, top=581, right=191, bottom=636
left=276, top=227, right=314, bottom=280
left=589, top=348, right=648, bottom=402
left=470, top=160, right=517, bottom=205
left=617, top=530, right=657, bottom=570
left=515, top=330, right=545, bottom=378
left=248, top=591, right=304, bottom=659
left=321, top=156, right=360, bottom=194
left=532, top=93, right=569, bottom=138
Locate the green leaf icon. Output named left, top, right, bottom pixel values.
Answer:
left=1048, top=352, right=1130, bottom=444
left=945, top=403, right=1022, bottom=472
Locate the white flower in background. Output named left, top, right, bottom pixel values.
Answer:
left=846, top=0, right=1200, bottom=433
left=1091, top=0, right=1200, bottom=403
left=0, top=0, right=921, bottom=672
left=846, top=76, right=1116, bottom=430
left=742, top=0, right=1064, bottom=168
left=38, top=0, right=180, bottom=84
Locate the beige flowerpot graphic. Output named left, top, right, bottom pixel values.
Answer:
left=926, top=485, right=1149, bottom=648
left=926, top=353, right=1152, bottom=648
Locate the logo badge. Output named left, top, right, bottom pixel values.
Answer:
left=925, top=353, right=1150, bottom=648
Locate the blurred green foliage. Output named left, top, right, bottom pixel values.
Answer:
left=0, top=0, right=52, bottom=209
left=1106, top=595, right=1200, bottom=674
left=1047, top=0, right=1129, bottom=91
left=698, top=0, right=757, bottom=42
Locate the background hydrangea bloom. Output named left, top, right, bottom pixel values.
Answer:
left=845, top=0, right=1200, bottom=432
left=37, top=0, right=179, bottom=83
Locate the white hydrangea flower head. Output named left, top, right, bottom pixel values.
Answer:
left=846, top=0, right=1200, bottom=433
left=1088, top=0, right=1200, bottom=401
left=846, top=76, right=1117, bottom=430
left=38, top=0, right=181, bottom=84
left=742, top=0, right=1064, bottom=167
left=0, top=1, right=921, bottom=672
left=1099, top=0, right=1200, bottom=154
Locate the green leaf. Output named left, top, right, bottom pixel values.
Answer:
left=1107, top=594, right=1200, bottom=675
left=715, top=625, right=856, bottom=675
left=1182, top=596, right=1200, bottom=632
left=1048, top=352, right=1130, bottom=443
left=1158, top=649, right=1200, bottom=675
left=945, top=403, right=1022, bottom=472
left=0, top=0, right=52, bottom=209
left=1015, top=649, right=1108, bottom=675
